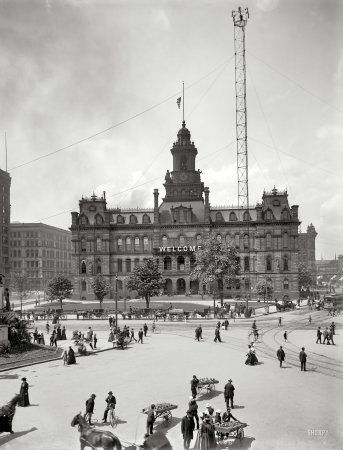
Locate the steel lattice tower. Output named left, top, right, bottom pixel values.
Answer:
left=232, top=7, right=249, bottom=214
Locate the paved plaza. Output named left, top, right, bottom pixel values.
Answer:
left=0, top=309, right=342, bottom=450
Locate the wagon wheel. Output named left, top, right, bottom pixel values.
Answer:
left=110, top=410, right=118, bottom=428
left=154, top=327, right=161, bottom=334
left=206, top=383, right=214, bottom=397
left=60, top=314, right=66, bottom=320
left=248, top=329, right=253, bottom=338
left=163, top=411, right=172, bottom=427
left=237, top=427, right=244, bottom=440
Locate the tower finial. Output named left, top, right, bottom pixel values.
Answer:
left=183, top=81, right=185, bottom=122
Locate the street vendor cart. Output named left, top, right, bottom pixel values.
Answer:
left=196, top=378, right=219, bottom=397
left=142, top=403, right=178, bottom=428
left=215, top=420, right=247, bottom=442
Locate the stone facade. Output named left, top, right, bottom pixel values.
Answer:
left=70, top=121, right=301, bottom=300
left=298, top=223, right=317, bottom=270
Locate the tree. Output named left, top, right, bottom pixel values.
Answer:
left=126, top=258, right=164, bottom=309
left=190, top=235, right=241, bottom=306
left=298, top=263, right=313, bottom=292
left=46, top=275, right=73, bottom=310
left=11, top=273, right=30, bottom=313
left=91, top=275, right=112, bottom=308
left=254, top=279, right=274, bottom=302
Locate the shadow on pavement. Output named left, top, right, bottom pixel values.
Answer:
left=0, top=374, right=20, bottom=379
left=197, top=390, right=223, bottom=401
left=155, top=417, right=182, bottom=433
left=232, top=405, right=245, bottom=409
left=0, top=427, right=37, bottom=444
left=225, top=436, right=256, bottom=449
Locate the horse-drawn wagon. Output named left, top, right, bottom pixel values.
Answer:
left=215, top=420, right=248, bottom=442
left=196, top=377, right=219, bottom=397
left=167, top=308, right=190, bottom=321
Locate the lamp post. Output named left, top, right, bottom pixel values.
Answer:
left=115, top=275, right=118, bottom=332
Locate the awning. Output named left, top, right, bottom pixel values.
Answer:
left=330, top=275, right=337, bottom=280
left=339, top=277, right=343, bottom=281
left=317, top=276, right=323, bottom=279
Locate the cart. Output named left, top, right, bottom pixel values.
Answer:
left=196, top=378, right=219, bottom=397
left=112, top=336, right=130, bottom=350
left=215, top=421, right=248, bottom=442
left=142, top=403, right=178, bottom=428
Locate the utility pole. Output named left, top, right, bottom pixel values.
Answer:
left=232, top=6, right=250, bottom=316
left=115, top=275, right=118, bottom=332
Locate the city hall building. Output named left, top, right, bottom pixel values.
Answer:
left=70, top=121, right=302, bottom=300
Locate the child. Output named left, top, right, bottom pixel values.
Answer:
left=62, top=349, right=68, bottom=365
left=214, top=409, right=221, bottom=424
left=283, top=330, right=288, bottom=342
left=152, top=321, right=156, bottom=333
left=46, top=322, right=50, bottom=334
left=93, top=334, right=97, bottom=349
left=308, top=315, right=312, bottom=325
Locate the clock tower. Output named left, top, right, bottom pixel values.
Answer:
left=163, top=120, right=204, bottom=202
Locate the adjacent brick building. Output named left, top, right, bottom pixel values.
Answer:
left=70, top=121, right=301, bottom=300
left=0, top=169, right=11, bottom=284
left=298, top=223, right=317, bottom=270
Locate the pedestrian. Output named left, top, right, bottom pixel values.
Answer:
left=328, top=328, right=335, bottom=345
left=138, top=328, right=144, bottom=344
left=143, top=323, right=148, bottom=337
left=40, top=333, right=45, bottom=345
left=61, top=326, right=67, bottom=340
left=308, top=315, right=312, bottom=325
left=276, top=346, right=285, bottom=368
left=330, top=322, right=336, bottom=335
left=214, top=326, right=222, bottom=343
left=62, top=349, right=68, bottom=365
left=46, top=322, right=50, bottom=334
left=19, top=377, right=30, bottom=407
left=93, top=334, right=97, bottom=349
left=56, top=325, right=62, bottom=341
left=102, top=391, right=116, bottom=423
left=50, top=330, right=57, bottom=347
left=224, top=379, right=235, bottom=409
left=108, top=328, right=114, bottom=342
left=199, top=324, right=203, bottom=339
left=33, top=328, right=38, bottom=343
left=190, top=375, right=199, bottom=399
left=87, top=327, right=94, bottom=349
left=316, top=327, right=322, bottom=344
left=194, top=415, right=216, bottom=449
left=323, top=328, right=330, bottom=345
left=129, top=328, right=137, bottom=343
left=233, top=311, right=236, bottom=322
left=195, top=327, right=200, bottom=342
left=181, top=410, right=195, bottom=450
left=283, top=330, right=288, bottom=342
left=145, top=404, right=156, bottom=437
left=188, top=396, right=199, bottom=429
left=278, top=317, right=282, bottom=327
left=67, top=346, right=76, bottom=364
left=299, top=347, right=307, bottom=371
left=84, top=394, right=96, bottom=425
left=109, top=316, right=113, bottom=327
left=224, top=319, right=229, bottom=330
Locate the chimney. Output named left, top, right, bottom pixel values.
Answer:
left=255, top=204, right=262, bottom=221
left=291, top=205, right=299, bottom=219
left=71, top=212, right=78, bottom=226
left=153, top=189, right=159, bottom=224
left=204, top=187, right=210, bottom=223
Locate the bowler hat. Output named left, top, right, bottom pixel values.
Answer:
left=108, top=391, right=113, bottom=395
left=228, top=379, right=232, bottom=382
left=22, top=377, right=27, bottom=381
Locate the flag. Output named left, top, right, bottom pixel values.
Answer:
left=176, top=97, right=181, bottom=109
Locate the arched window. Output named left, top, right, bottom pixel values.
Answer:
left=181, top=155, right=188, bottom=169
left=216, top=212, right=224, bottom=222
left=266, top=234, right=272, bottom=249
left=80, top=215, right=87, bottom=225
left=217, top=234, right=222, bottom=243
left=35, top=250, right=38, bottom=257
left=245, top=278, right=250, bottom=289
left=117, top=215, right=124, bottom=224
left=95, top=215, right=103, bottom=224
left=126, top=259, right=131, bottom=272
left=81, top=261, right=87, bottom=274
left=174, top=190, right=178, bottom=197
left=118, top=280, right=123, bottom=290
left=96, top=237, right=101, bottom=252
left=243, top=211, right=250, bottom=221
left=265, top=210, right=272, bottom=220
left=283, top=278, right=289, bottom=290
left=117, top=238, right=122, bottom=251
left=117, top=259, right=122, bottom=272
left=31, top=250, right=34, bottom=257
left=177, top=256, right=185, bottom=271
left=26, top=250, right=29, bottom=257
left=143, top=214, right=150, bottom=224
left=243, top=234, right=249, bottom=248
left=134, top=258, right=140, bottom=268
left=162, top=236, right=168, bottom=247
left=181, top=190, right=186, bottom=196
left=281, top=209, right=288, bottom=220
left=164, top=256, right=172, bottom=271
left=81, top=238, right=86, bottom=252
left=96, top=259, right=101, bottom=273
left=13, top=250, right=17, bottom=257
left=179, top=235, right=185, bottom=246
left=18, top=250, right=21, bottom=257
left=196, top=234, right=202, bottom=245
left=283, top=233, right=289, bottom=248
left=225, top=235, right=231, bottom=244
left=234, top=234, right=240, bottom=247
left=126, top=237, right=131, bottom=251
left=190, top=256, right=196, bottom=271
left=130, top=215, right=137, bottom=224
left=143, top=237, right=149, bottom=251
left=283, top=255, right=289, bottom=271
left=266, top=255, right=272, bottom=271
left=244, top=256, right=250, bottom=272
left=230, top=212, right=237, bottom=221
left=135, top=237, right=140, bottom=251
left=81, top=280, right=87, bottom=291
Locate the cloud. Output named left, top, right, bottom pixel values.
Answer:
left=317, top=123, right=343, bottom=140
left=255, top=0, right=280, bottom=12
left=153, top=9, right=170, bottom=31
left=334, top=50, right=343, bottom=81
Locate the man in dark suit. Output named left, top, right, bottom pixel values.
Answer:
left=102, top=391, right=116, bottom=423
left=276, top=346, right=285, bottom=368
left=138, top=328, right=144, bottom=344
left=181, top=410, right=195, bottom=450
left=214, top=326, right=222, bottom=343
left=299, top=347, right=307, bottom=371
left=224, top=379, right=235, bottom=408
left=143, top=323, right=148, bottom=337
left=190, top=375, right=199, bottom=399
left=316, top=327, right=322, bottom=344
left=84, top=394, right=96, bottom=425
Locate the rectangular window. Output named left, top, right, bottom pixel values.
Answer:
left=117, top=259, right=122, bottom=273
left=2, top=216, right=6, bottom=223
left=2, top=226, right=8, bottom=233
left=18, top=261, right=22, bottom=268
left=126, top=259, right=131, bottom=272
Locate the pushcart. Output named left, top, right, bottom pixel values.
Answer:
left=142, top=403, right=178, bottom=428
left=196, top=378, right=219, bottom=397
left=215, top=421, right=248, bottom=442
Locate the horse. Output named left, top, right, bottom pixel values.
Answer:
left=0, top=394, right=21, bottom=434
left=71, top=413, right=122, bottom=450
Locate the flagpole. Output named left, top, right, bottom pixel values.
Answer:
left=5, top=132, right=7, bottom=172
left=183, top=81, right=184, bottom=122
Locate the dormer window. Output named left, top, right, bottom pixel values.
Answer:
left=273, top=200, right=280, bottom=206
left=243, top=211, right=250, bottom=221
left=265, top=210, right=272, bottom=221
left=130, top=215, right=138, bottom=224
left=143, top=214, right=150, bottom=224
left=95, top=215, right=103, bottom=224
left=216, top=212, right=224, bottom=222
left=229, top=212, right=237, bottom=221
left=80, top=215, right=87, bottom=225
left=117, top=215, right=124, bottom=224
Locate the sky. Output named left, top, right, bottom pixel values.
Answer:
left=0, top=0, right=342, bottom=259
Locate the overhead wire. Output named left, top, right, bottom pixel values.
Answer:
left=9, top=57, right=234, bottom=172
left=247, top=51, right=343, bottom=115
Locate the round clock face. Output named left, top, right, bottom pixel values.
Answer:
left=180, top=172, right=188, bottom=181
